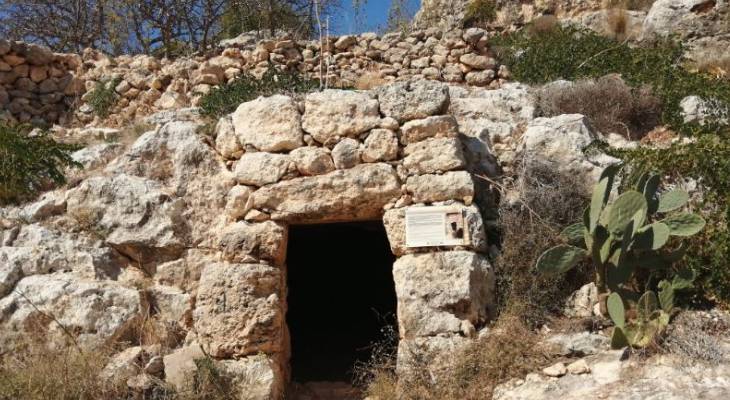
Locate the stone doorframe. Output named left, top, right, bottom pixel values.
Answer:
left=193, top=82, right=496, bottom=397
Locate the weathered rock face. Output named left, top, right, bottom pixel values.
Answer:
left=377, top=80, right=451, bottom=123
left=302, top=90, right=380, bottom=144
left=193, top=262, right=286, bottom=359
left=494, top=349, right=730, bottom=400
left=520, top=114, right=619, bottom=181
left=0, top=273, right=141, bottom=347
left=393, top=251, right=495, bottom=338
left=232, top=95, right=304, bottom=152
left=66, top=174, right=186, bottom=266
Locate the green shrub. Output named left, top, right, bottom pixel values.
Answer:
left=87, top=77, right=121, bottom=118
left=0, top=123, right=81, bottom=204
left=491, top=24, right=730, bottom=136
left=464, top=0, right=497, bottom=28
left=199, top=67, right=319, bottom=118
left=600, top=136, right=730, bottom=306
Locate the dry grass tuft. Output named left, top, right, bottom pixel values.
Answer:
left=0, top=339, right=128, bottom=400
left=537, top=75, right=662, bottom=139
left=693, top=55, right=730, bottom=80
left=607, top=7, right=628, bottom=41
left=527, top=15, right=559, bottom=36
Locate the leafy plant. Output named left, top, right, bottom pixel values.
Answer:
left=199, top=66, right=319, bottom=118
left=602, top=135, right=730, bottom=305
left=0, top=123, right=81, bottom=204
left=491, top=24, right=730, bottom=136
left=464, top=0, right=497, bottom=28
left=536, top=166, right=704, bottom=299
left=87, top=77, right=121, bottom=118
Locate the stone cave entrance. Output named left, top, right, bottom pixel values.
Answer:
left=286, top=221, right=397, bottom=390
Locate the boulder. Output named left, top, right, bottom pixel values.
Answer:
left=100, top=346, right=146, bottom=382
left=232, top=95, right=304, bottom=152
left=520, top=114, right=617, bottom=181
left=163, top=344, right=206, bottom=390
left=65, top=174, right=186, bottom=265
left=393, top=251, right=494, bottom=337
left=302, top=90, right=380, bottom=144
left=194, top=262, right=285, bottom=358
left=215, top=116, right=243, bottom=159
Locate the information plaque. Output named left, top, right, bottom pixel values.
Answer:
left=405, top=206, right=469, bottom=248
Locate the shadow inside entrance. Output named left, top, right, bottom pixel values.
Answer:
left=286, top=221, right=397, bottom=387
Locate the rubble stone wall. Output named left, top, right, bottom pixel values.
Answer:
left=73, top=27, right=508, bottom=126
left=0, top=40, right=84, bottom=125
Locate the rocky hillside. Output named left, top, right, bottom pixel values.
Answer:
left=1, top=1, right=730, bottom=399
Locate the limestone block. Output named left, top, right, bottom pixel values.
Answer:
left=401, top=115, right=459, bottom=144
left=405, top=171, right=474, bottom=203
left=393, top=251, right=494, bottom=337
left=0, top=273, right=141, bottom=347
left=225, top=185, right=253, bottom=220
left=232, top=95, right=303, bottom=152
left=234, top=152, right=291, bottom=187
left=302, top=90, right=380, bottom=144
left=217, top=355, right=285, bottom=400
left=148, top=285, right=191, bottom=324
left=383, top=203, right=487, bottom=256
left=215, top=116, right=243, bottom=159
left=218, top=221, right=288, bottom=266
left=362, top=129, right=399, bottom=162
left=193, top=263, right=285, bottom=358
left=377, top=79, right=450, bottom=122
left=289, top=146, right=335, bottom=176
left=459, top=54, right=496, bottom=70
left=250, top=163, right=401, bottom=223
left=403, top=137, right=466, bottom=175
left=331, top=137, right=362, bottom=169
left=163, top=345, right=206, bottom=390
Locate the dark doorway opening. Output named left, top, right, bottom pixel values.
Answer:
left=286, top=221, right=397, bottom=383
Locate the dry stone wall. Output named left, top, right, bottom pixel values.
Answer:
left=1, top=79, right=515, bottom=397
left=71, top=27, right=508, bottom=126
left=0, top=40, right=84, bottom=124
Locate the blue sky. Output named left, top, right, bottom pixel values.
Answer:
left=331, top=0, right=422, bottom=35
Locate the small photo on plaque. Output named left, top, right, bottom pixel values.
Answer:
left=405, top=206, right=469, bottom=248
left=445, top=212, right=465, bottom=240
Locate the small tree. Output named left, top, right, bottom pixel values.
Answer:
left=0, top=124, right=81, bottom=204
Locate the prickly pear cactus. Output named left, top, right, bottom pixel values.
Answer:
left=535, top=165, right=706, bottom=349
